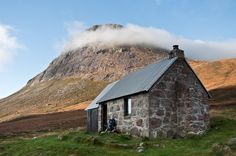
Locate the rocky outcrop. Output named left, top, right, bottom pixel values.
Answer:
left=86, top=24, right=123, bottom=31
left=27, top=45, right=167, bottom=86
left=27, top=24, right=168, bottom=86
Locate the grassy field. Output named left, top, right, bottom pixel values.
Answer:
left=0, top=114, right=236, bottom=156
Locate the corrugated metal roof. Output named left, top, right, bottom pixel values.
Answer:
left=85, top=81, right=118, bottom=110
left=97, top=57, right=178, bottom=103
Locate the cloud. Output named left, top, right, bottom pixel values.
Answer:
left=54, top=21, right=87, bottom=53
left=63, top=23, right=236, bottom=60
left=0, top=24, right=21, bottom=71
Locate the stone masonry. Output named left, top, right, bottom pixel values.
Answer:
left=149, top=59, right=209, bottom=138
left=98, top=57, right=209, bottom=138
left=98, top=93, right=149, bottom=137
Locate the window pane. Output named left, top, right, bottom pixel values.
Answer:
left=128, top=98, right=131, bottom=114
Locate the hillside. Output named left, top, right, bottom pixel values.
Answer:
left=189, top=58, right=236, bottom=106
left=190, top=58, right=236, bottom=90
left=0, top=44, right=167, bottom=122
left=0, top=24, right=235, bottom=123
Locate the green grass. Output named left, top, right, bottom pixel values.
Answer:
left=0, top=117, right=236, bottom=156
left=211, top=108, right=236, bottom=120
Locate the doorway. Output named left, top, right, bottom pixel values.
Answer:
left=102, top=104, right=107, bottom=131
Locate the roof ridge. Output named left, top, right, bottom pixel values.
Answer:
left=97, top=56, right=179, bottom=103
left=135, top=57, right=170, bottom=91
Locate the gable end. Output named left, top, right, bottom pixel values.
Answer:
left=147, top=58, right=211, bottom=98
left=183, top=60, right=211, bottom=98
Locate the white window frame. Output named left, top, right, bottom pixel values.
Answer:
left=127, top=98, right=132, bottom=115
left=124, top=97, right=132, bottom=116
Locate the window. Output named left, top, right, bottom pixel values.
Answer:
left=124, top=97, right=132, bottom=116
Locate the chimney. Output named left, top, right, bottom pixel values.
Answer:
left=169, top=45, right=185, bottom=59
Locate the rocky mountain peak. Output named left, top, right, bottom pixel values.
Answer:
left=27, top=45, right=168, bottom=86
left=26, top=24, right=171, bottom=86
left=86, top=24, right=123, bottom=32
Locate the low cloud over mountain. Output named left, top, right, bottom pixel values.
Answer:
left=63, top=22, right=236, bottom=60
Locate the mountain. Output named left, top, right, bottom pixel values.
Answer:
left=0, top=24, right=168, bottom=122
left=0, top=24, right=235, bottom=122
left=190, top=59, right=236, bottom=106
left=190, top=59, right=236, bottom=90
left=27, top=45, right=167, bottom=86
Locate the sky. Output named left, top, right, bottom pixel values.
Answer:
left=0, top=0, right=236, bottom=98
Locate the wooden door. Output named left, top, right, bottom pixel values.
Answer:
left=102, top=104, right=107, bottom=131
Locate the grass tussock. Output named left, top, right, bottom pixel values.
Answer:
left=0, top=116, right=236, bottom=156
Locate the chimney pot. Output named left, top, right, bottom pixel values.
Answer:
left=173, top=45, right=179, bottom=49
left=169, top=45, right=185, bottom=59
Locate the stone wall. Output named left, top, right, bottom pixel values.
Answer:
left=149, top=58, right=209, bottom=138
left=98, top=93, right=150, bottom=137
left=98, top=58, right=209, bottom=138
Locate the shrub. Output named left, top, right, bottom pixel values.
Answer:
left=228, top=137, right=236, bottom=150
left=84, top=136, right=104, bottom=145
left=211, top=143, right=233, bottom=156
left=57, top=135, right=68, bottom=141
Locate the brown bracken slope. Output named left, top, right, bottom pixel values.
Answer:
left=0, top=110, right=86, bottom=134
left=190, top=58, right=236, bottom=90
left=189, top=58, right=236, bottom=106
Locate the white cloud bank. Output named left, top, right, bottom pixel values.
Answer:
left=64, top=23, right=236, bottom=60
left=0, top=24, right=21, bottom=71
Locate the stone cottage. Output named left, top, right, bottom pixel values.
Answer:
left=86, top=45, right=210, bottom=138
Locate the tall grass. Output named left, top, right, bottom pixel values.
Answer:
left=0, top=117, right=236, bottom=156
